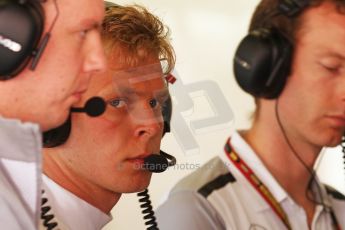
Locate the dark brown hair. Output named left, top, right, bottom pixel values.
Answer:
left=249, top=0, right=345, bottom=121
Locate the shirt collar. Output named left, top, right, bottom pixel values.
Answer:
left=310, top=177, right=332, bottom=208
left=42, top=174, right=112, bottom=229
left=220, top=131, right=332, bottom=213
left=220, top=131, right=288, bottom=212
left=0, top=116, right=42, bottom=162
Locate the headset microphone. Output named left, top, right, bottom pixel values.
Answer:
left=143, top=150, right=176, bottom=173
left=43, top=97, right=106, bottom=147
left=71, top=96, right=106, bottom=117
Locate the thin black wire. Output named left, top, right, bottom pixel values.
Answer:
left=274, top=99, right=326, bottom=207
left=341, top=136, right=345, bottom=189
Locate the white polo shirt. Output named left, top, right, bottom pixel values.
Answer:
left=156, top=131, right=345, bottom=230
left=40, top=175, right=112, bottom=230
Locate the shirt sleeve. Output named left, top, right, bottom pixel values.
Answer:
left=156, top=190, right=225, bottom=230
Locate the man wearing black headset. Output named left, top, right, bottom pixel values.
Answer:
left=157, top=0, right=345, bottom=229
left=0, top=0, right=106, bottom=229
left=40, top=3, right=175, bottom=229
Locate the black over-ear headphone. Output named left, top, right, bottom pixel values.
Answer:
left=233, top=0, right=310, bottom=99
left=0, top=0, right=45, bottom=79
left=43, top=96, right=173, bottom=147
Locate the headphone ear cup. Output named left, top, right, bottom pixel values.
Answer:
left=233, top=28, right=292, bottom=99
left=0, top=0, right=44, bottom=79
left=43, top=115, right=72, bottom=148
left=162, top=96, right=172, bottom=136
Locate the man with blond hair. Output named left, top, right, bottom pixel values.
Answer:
left=41, top=2, right=175, bottom=229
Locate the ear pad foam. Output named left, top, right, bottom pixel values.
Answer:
left=43, top=114, right=71, bottom=148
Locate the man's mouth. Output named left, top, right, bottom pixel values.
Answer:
left=127, top=153, right=153, bottom=164
left=325, top=115, right=345, bottom=127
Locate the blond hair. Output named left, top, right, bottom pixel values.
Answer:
left=102, top=4, right=176, bottom=74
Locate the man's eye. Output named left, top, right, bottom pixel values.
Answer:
left=109, top=99, right=127, bottom=108
left=150, top=98, right=165, bottom=110
left=323, top=65, right=340, bottom=73
left=319, top=57, right=342, bottom=74
left=149, top=99, right=158, bottom=108
left=150, top=98, right=168, bottom=114
left=79, top=29, right=90, bottom=39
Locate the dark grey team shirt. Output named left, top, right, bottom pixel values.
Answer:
left=156, top=157, right=228, bottom=230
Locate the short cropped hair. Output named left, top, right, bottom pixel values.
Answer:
left=250, top=0, right=345, bottom=42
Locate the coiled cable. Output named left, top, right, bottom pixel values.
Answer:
left=41, top=189, right=58, bottom=230
left=137, top=189, right=159, bottom=230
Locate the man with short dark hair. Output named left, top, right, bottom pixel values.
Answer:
left=156, top=0, right=345, bottom=229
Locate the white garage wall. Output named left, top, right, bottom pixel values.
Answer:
left=103, top=1, right=345, bottom=229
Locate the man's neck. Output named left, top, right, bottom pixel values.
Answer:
left=43, top=149, right=121, bottom=213
left=240, top=102, right=322, bottom=224
left=241, top=127, right=318, bottom=195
